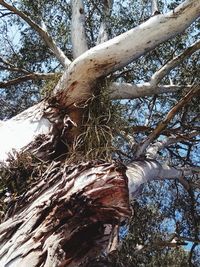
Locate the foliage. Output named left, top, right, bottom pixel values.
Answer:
left=111, top=201, right=190, bottom=267
left=0, top=0, right=199, bottom=265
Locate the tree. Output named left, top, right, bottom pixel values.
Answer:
left=0, top=0, right=199, bottom=266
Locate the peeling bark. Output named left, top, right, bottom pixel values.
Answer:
left=0, top=161, right=130, bottom=267
left=0, top=1, right=199, bottom=265
left=0, top=0, right=199, bottom=161
left=0, top=157, right=193, bottom=266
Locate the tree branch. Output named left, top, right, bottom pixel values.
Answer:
left=54, top=0, right=200, bottom=106
left=146, top=131, right=199, bottom=159
left=135, top=85, right=200, bottom=158
left=109, top=82, right=192, bottom=99
left=0, top=0, right=71, bottom=68
left=71, top=0, right=88, bottom=58
left=126, top=160, right=195, bottom=199
left=0, top=0, right=199, bottom=162
left=0, top=73, right=56, bottom=88
left=97, top=0, right=113, bottom=44
left=150, top=40, right=200, bottom=86
left=0, top=56, right=30, bottom=74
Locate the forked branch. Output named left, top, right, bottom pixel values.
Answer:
left=135, top=85, right=200, bottom=158
left=54, top=0, right=200, bottom=106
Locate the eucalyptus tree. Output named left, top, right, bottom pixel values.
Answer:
left=0, top=0, right=199, bottom=266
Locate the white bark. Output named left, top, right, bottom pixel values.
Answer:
left=97, top=0, right=113, bottom=44
left=0, top=102, right=52, bottom=162
left=151, top=0, right=160, bottom=15
left=71, top=0, right=88, bottom=58
left=126, top=160, right=192, bottom=199
left=54, top=0, right=200, bottom=106
left=146, top=131, right=199, bottom=159
left=109, top=82, right=191, bottom=99
left=0, top=0, right=199, bottom=162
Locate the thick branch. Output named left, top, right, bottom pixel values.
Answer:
left=97, top=0, right=113, bottom=44
left=71, top=0, right=88, bottom=58
left=150, top=40, right=200, bottom=86
left=0, top=0, right=199, bottom=161
left=54, top=0, right=200, bottom=106
left=135, top=85, right=200, bottom=158
left=0, top=0, right=71, bottom=67
left=0, top=73, right=56, bottom=88
left=126, top=160, right=194, bottom=199
left=109, top=82, right=192, bottom=99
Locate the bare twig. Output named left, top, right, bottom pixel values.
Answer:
left=135, top=85, right=200, bottom=158
left=0, top=72, right=55, bottom=88
left=189, top=243, right=198, bottom=267
left=0, top=56, right=29, bottom=74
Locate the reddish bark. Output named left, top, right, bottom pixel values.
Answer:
left=0, top=161, right=131, bottom=267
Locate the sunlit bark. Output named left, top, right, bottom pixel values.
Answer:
left=71, top=0, right=88, bottom=58
left=109, top=82, right=192, bottom=99
left=0, top=159, right=192, bottom=267
left=0, top=1, right=199, bottom=265
left=97, top=0, right=113, bottom=44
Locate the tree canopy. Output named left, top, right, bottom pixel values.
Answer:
left=0, top=0, right=199, bottom=266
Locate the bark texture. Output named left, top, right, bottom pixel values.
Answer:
left=0, top=161, right=130, bottom=267
left=0, top=1, right=199, bottom=266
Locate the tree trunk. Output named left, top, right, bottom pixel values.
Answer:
left=0, top=155, right=188, bottom=266
left=0, top=161, right=130, bottom=267
left=0, top=1, right=199, bottom=266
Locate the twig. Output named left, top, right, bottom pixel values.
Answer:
left=0, top=0, right=71, bottom=67
left=135, top=85, right=200, bottom=158
left=0, top=72, right=56, bottom=88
